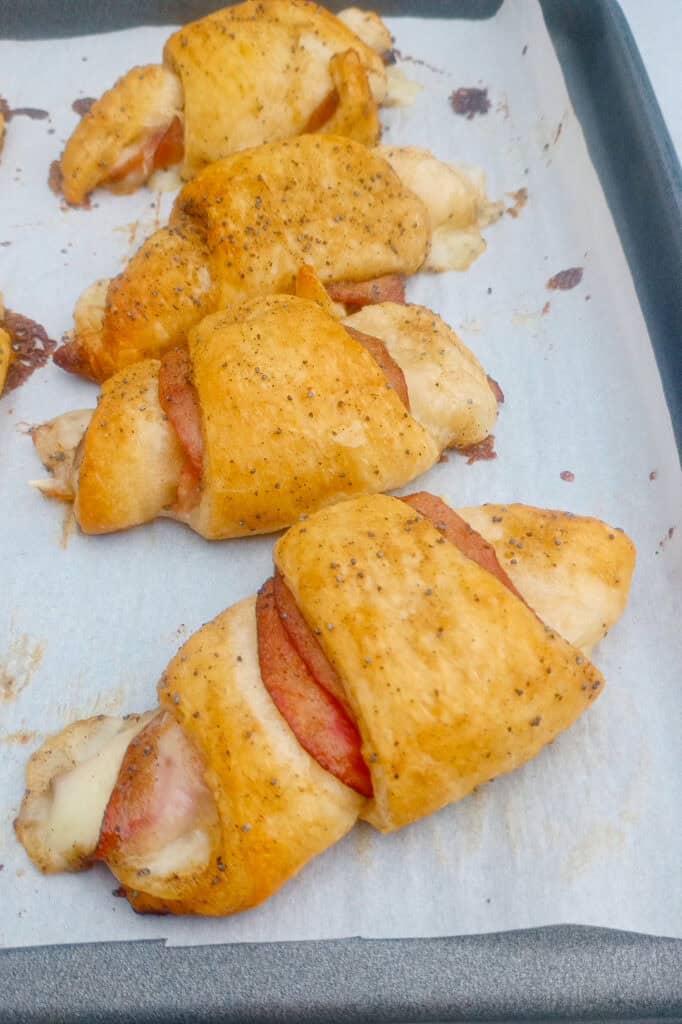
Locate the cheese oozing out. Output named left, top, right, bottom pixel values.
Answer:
left=15, top=712, right=156, bottom=873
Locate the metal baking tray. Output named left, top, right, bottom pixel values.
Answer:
left=1, top=1, right=681, bottom=1020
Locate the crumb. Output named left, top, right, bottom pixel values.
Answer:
left=560, top=470, right=575, bottom=482
left=657, top=526, right=676, bottom=552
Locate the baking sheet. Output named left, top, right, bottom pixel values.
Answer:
left=0, top=0, right=680, bottom=950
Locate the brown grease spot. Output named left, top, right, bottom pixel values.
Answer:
left=487, top=375, right=505, bottom=404
left=390, top=50, right=446, bottom=75
left=48, top=160, right=63, bottom=196
left=547, top=267, right=583, bottom=291
left=72, top=97, right=96, bottom=117
left=0, top=730, right=38, bottom=745
left=2, top=310, right=57, bottom=393
left=458, top=434, right=497, bottom=465
left=542, top=301, right=551, bottom=316
left=0, top=634, right=45, bottom=702
left=649, top=470, right=657, bottom=481
left=0, top=97, right=49, bottom=121
left=12, top=107, right=49, bottom=120
left=506, top=187, right=528, bottom=219
left=450, top=87, right=490, bottom=119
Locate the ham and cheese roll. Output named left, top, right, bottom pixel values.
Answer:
left=15, top=492, right=636, bottom=915
left=54, top=136, right=501, bottom=381
left=34, top=294, right=499, bottom=538
left=58, top=0, right=393, bottom=206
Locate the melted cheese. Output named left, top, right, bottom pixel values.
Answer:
left=377, top=147, right=503, bottom=271
left=143, top=828, right=211, bottom=878
left=47, top=717, right=152, bottom=863
left=336, top=8, right=393, bottom=54
left=384, top=67, right=423, bottom=108
left=31, top=409, right=93, bottom=500
left=16, top=713, right=157, bottom=873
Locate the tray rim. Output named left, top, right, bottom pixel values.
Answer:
left=1, top=0, right=681, bottom=1019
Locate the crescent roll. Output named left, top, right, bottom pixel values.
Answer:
left=59, top=1, right=393, bottom=206
left=33, top=295, right=499, bottom=538
left=53, top=136, right=501, bottom=381
left=15, top=491, right=636, bottom=915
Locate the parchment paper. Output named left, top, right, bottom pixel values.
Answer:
left=0, top=0, right=680, bottom=949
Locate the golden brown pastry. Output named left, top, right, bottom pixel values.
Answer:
left=34, top=294, right=498, bottom=537
left=15, top=491, right=636, bottom=915
left=59, top=1, right=393, bottom=206
left=53, top=136, right=500, bottom=382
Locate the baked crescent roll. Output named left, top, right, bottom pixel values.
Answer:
left=53, top=136, right=501, bottom=381
left=34, top=295, right=498, bottom=537
left=59, top=1, right=393, bottom=206
left=15, top=492, right=636, bottom=915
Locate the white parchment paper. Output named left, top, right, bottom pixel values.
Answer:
left=0, top=0, right=680, bottom=948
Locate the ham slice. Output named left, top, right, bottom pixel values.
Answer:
left=96, top=711, right=214, bottom=865
left=273, top=571, right=350, bottom=713
left=344, top=325, right=410, bottom=409
left=327, top=274, right=406, bottom=309
left=106, top=116, right=184, bottom=187
left=158, top=346, right=203, bottom=473
left=402, top=492, right=525, bottom=603
left=305, top=89, right=340, bottom=132
left=158, top=345, right=203, bottom=510
left=257, top=579, right=372, bottom=797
